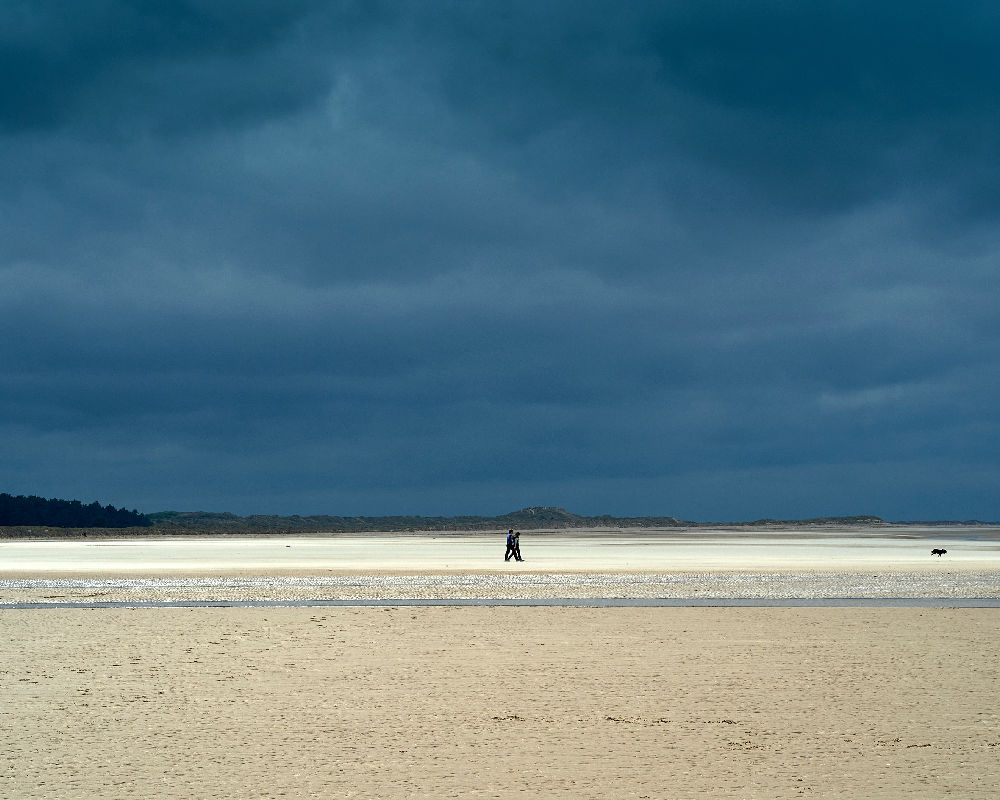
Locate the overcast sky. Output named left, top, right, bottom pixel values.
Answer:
left=2, top=2, right=998, bottom=520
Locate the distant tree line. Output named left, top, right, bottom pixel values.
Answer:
left=0, top=493, right=150, bottom=528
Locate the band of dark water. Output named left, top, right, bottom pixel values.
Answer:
left=1, top=597, right=998, bottom=609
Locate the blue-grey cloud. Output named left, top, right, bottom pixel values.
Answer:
left=0, top=1, right=338, bottom=133
left=1, top=2, right=998, bottom=520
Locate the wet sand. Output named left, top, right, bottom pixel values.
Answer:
left=3, top=605, right=998, bottom=799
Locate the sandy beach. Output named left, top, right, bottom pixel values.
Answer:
left=2, top=529, right=998, bottom=797
left=2, top=605, right=998, bottom=799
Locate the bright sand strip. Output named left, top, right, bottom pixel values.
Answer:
left=1, top=529, right=998, bottom=602
left=4, top=529, right=1000, bottom=576
left=2, top=606, right=998, bottom=799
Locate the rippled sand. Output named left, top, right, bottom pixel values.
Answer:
left=4, top=606, right=999, bottom=799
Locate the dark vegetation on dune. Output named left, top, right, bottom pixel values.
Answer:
left=5, top=492, right=992, bottom=537
left=142, top=507, right=888, bottom=534
left=0, top=494, right=898, bottom=536
left=143, top=506, right=689, bottom=533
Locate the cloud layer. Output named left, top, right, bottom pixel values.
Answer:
left=2, top=2, right=998, bottom=519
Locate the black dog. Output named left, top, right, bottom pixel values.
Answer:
left=931, top=548, right=947, bottom=557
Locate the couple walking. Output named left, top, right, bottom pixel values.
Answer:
left=504, top=529, right=524, bottom=562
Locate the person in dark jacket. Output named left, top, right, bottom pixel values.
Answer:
left=512, top=531, right=523, bottom=562
left=504, top=529, right=517, bottom=561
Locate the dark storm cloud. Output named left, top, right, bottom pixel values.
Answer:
left=2, top=2, right=998, bottom=519
left=0, top=0, right=339, bottom=133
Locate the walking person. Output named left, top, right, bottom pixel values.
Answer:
left=504, top=529, right=517, bottom=561
left=513, top=530, right=523, bottom=562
